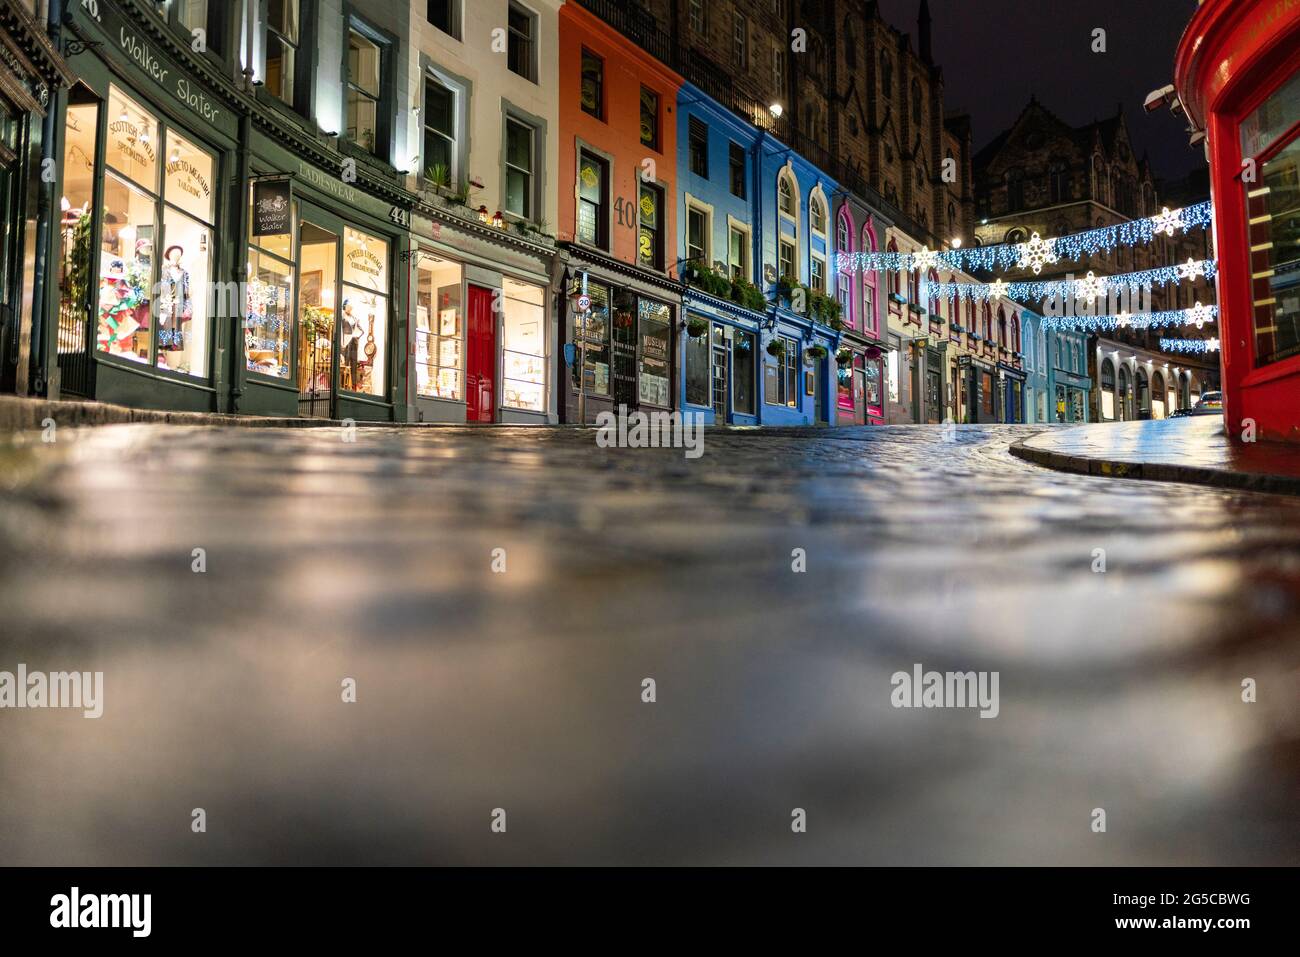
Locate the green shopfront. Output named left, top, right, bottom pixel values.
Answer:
left=52, top=0, right=412, bottom=420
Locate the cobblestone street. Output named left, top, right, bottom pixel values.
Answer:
left=1, top=423, right=1297, bottom=865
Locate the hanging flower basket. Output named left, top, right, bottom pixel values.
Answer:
left=836, top=348, right=853, bottom=365
left=686, top=317, right=709, bottom=339
left=766, top=338, right=786, bottom=358
left=806, top=344, right=829, bottom=361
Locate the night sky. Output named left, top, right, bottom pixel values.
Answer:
left=873, top=0, right=1203, bottom=183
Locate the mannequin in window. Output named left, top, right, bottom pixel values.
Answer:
left=340, top=298, right=364, bottom=391
left=157, top=244, right=192, bottom=365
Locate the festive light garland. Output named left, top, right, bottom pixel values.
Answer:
left=1160, top=337, right=1220, bottom=354
left=838, top=202, right=1213, bottom=274
left=930, top=260, right=1217, bottom=304
left=1043, top=304, right=1219, bottom=332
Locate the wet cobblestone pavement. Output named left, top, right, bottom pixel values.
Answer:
left=0, top=423, right=1297, bottom=865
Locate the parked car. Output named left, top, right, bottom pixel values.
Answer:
left=1195, top=390, right=1224, bottom=411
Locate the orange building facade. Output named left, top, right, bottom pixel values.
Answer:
left=557, top=3, right=683, bottom=423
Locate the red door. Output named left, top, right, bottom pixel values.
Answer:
left=466, top=285, right=496, bottom=422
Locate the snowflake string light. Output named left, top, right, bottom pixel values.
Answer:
left=912, top=246, right=939, bottom=272
left=1176, top=258, right=1204, bottom=281
left=1016, top=232, right=1059, bottom=275
left=1076, top=271, right=1107, bottom=302
left=1187, top=301, right=1215, bottom=329
left=1116, top=310, right=1131, bottom=328
left=1206, top=337, right=1220, bottom=352
left=1153, top=206, right=1184, bottom=237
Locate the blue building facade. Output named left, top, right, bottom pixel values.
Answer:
left=1020, top=311, right=1051, bottom=423
left=675, top=83, right=843, bottom=426
left=1047, top=327, right=1093, bottom=423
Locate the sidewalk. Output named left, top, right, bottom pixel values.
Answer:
left=1010, top=415, right=1300, bottom=496
left=0, top=395, right=322, bottom=431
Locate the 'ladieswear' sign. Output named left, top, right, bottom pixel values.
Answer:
left=252, top=179, right=292, bottom=236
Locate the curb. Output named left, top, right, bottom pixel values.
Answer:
left=1008, top=437, right=1300, bottom=497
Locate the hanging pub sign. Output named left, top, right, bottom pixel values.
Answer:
left=252, top=178, right=292, bottom=236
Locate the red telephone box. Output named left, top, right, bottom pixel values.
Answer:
left=1176, top=0, right=1300, bottom=442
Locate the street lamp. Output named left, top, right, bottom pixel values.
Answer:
left=769, top=102, right=784, bottom=118
left=950, top=238, right=962, bottom=249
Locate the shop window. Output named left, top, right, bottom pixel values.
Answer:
left=580, top=49, right=603, bottom=120
left=729, top=142, right=746, bottom=199
left=638, top=182, right=663, bottom=269
left=56, top=100, right=99, bottom=362
left=762, top=334, right=798, bottom=407
left=689, top=117, right=708, bottom=178
left=341, top=226, right=390, bottom=397
left=1243, top=73, right=1300, bottom=366
left=415, top=255, right=463, bottom=400
left=427, top=0, right=460, bottom=39
left=96, top=86, right=214, bottom=380
left=265, top=0, right=300, bottom=108
left=504, top=117, right=534, bottom=219
left=346, top=27, right=384, bottom=155
left=728, top=224, right=749, bottom=281
left=574, top=282, right=611, bottom=396
left=502, top=278, right=546, bottom=411
left=685, top=317, right=709, bottom=406
left=732, top=330, right=755, bottom=414
left=423, top=78, right=456, bottom=185
left=640, top=87, right=659, bottom=151
left=507, top=2, right=537, bottom=82
left=638, top=299, right=671, bottom=407
left=686, top=205, right=709, bottom=268
left=577, top=150, right=608, bottom=249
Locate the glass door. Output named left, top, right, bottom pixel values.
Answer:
left=297, top=220, right=339, bottom=418
left=711, top=323, right=728, bottom=419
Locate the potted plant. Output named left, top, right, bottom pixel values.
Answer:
left=686, top=316, right=709, bottom=339
left=425, top=163, right=451, bottom=191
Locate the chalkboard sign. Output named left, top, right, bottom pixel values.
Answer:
left=252, top=179, right=292, bottom=236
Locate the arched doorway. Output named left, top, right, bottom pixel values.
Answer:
left=1151, top=370, right=1166, bottom=419
left=1117, top=365, right=1131, bottom=421
left=1136, top=367, right=1151, bottom=420
left=1100, top=358, right=1116, bottom=420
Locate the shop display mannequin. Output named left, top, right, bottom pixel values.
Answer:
left=157, top=244, right=191, bottom=365
left=340, top=299, right=364, bottom=391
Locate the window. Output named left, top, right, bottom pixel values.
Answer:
left=810, top=255, right=825, bottom=293
left=340, top=227, right=389, bottom=396
left=427, top=0, right=459, bottom=39
left=886, top=239, right=900, bottom=298
left=686, top=204, right=709, bottom=267
left=577, top=150, right=607, bottom=249
left=778, top=173, right=796, bottom=217
left=765, top=334, right=798, bottom=406
left=414, top=255, right=463, bottom=399
left=638, top=183, right=663, bottom=269
left=504, top=118, right=534, bottom=219
left=688, top=117, right=708, bottom=177
left=171, top=1, right=222, bottom=55
left=733, top=330, right=755, bottom=415
left=772, top=47, right=785, bottom=95
left=880, top=52, right=892, bottom=99
left=502, top=278, right=547, bottom=411
left=265, top=0, right=299, bottom=107
left=810, top=194, right=826, bottom=235
left=732, top=12, right=748, bottom=69
left=574, top=281, right=611, bottom=396
left=837, top=268, right=852, bottom=328
left=423, top=78, right=455, bottom=185
left=862, top=225, right=878, bottom=334
left=911, top=78, right=923, bottom=126
left=729, top=142, right=746, bottom=198
left=779, top=238, right=795, bottom=281
left=507, top=2, right=536, bottom=82
left=689, top=0, right=706, bottom=35
left=638, top=299, right=672, bottom=407
left=685, top=315, right=710, bottom=406
left=1005, top=168, right=1024, bottom=211
left=640, top=87, right=659, bottom=151
left=96, top=86, right=215, bottom=380
left=581, top=49, right=603, bottom=119
left=1243, top=73, right=1300, bottom=366
left=1049, top=161, right=1068, bottom=203
left=346, top=28, right=382, bottom=154
left=728, top=224, right=749, bottom=281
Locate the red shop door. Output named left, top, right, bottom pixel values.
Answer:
left=466, top=284, right=496, bottom=422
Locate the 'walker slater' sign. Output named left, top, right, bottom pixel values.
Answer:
left=253, top=179, right=292, bottom=236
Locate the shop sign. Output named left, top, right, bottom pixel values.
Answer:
left=78, top=1, right=227, bottom=129
left=252, top=179, right=292, bottom=236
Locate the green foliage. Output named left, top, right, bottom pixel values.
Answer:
left=766, top=338, right=786, bottom=358
left=426, top=163, right=451, bottom=189
left=686, top=316, right=709, bottom=339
